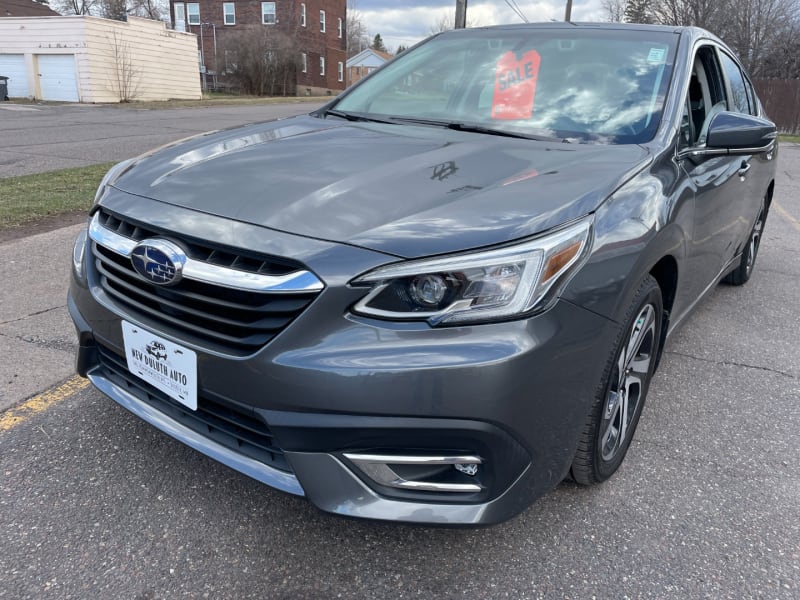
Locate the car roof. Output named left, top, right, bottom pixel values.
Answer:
left=440, top=22, right=724, bottom=45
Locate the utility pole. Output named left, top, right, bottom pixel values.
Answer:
left=455, top=0, right=468, bottom=29
left=564, top=0, right=573, bottom=21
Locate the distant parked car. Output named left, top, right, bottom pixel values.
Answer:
left=69, top=23, right=777, bottom=525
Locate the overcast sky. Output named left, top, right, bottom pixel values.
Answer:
left=355, top=1, right=608, bottom=51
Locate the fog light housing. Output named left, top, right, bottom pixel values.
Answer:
left=343, top=453, right=484, bottom=493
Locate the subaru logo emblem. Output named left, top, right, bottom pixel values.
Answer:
left=131, top=239, right=187, bottom=286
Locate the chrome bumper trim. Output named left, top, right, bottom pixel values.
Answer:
left=87, top=368, right=305, bottom=497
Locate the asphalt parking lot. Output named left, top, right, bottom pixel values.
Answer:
left=1, top=104, right=798, bottom=598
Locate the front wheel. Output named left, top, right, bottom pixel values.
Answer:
left=723, top=198, right=767, bottom=286
left=571, top=274, right=663, bottom=485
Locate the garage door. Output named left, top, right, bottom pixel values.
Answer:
left=0, top=54, right=29, bottom=98
left=37, top=54, right=79, bottom=102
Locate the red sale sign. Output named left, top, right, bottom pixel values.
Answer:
left=491, top=50, right=541, bottom=120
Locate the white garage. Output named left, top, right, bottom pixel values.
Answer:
left=0, top=53, right=29, bottom=98
left=36, top=54, right=79, bottom=101
left=0, top=16, right=201, bottom=102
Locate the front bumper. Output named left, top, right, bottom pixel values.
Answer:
left=68, top=196, right=618, bottom=525
left=70, top=284, right=615, bottom=525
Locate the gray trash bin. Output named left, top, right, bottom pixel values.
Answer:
left=0, top=76, right=9, bottom=101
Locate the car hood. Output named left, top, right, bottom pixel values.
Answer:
left=111, top=115, right=651, bottom=258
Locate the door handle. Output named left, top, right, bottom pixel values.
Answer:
left=738, top=161, right=751, bottom=178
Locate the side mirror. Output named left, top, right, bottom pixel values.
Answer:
left=705, top=111, right=777, bottom=153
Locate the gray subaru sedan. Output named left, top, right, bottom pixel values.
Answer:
left=68, top=23, right=777, bottom=525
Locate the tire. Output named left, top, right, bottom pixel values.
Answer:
left=571, top=274, right=663, bottom=485
left=722, top=198, right=767, bottom=286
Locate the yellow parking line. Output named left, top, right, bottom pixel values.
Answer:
left=0, top=376, right=89, bottom=431
left=774, top=201, right=800, bottom=232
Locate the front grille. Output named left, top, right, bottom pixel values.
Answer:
left=97, top=210, right=300, bottom=276
left=97, top=345, right=291, bottom=473
left=91, top=209, right=319, bottom=356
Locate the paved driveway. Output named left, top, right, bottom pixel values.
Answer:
left=0, top=102, right=324, bottom=177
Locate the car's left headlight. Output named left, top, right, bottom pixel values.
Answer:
left=93, top=158, right=134, bottom=205
left=72, top=225, right=88, bottom=283
left=351, top=215, right=593, bottom=325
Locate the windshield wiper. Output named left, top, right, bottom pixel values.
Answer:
left=323, top=109, right=396, bottom=124
left=446, top=122, right=565, bottom=142
left=387, top=117, right=566, bottom=142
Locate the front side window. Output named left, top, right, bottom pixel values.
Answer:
left=335, top=29, right=679, bottom=144
left=320, top=10, right=326, bottom=33
left=719, top=51, right=753, bottom=115
left=320, top=56, right=326, bottom=76
left=187, top=2, right=200, bottom=25
left=223, top=2, right=235, bottom=25
left=300, top=3, right=306, bottom=27
left=684, top=46, right=727, bottom=146
left=262, top=1, right=276, bottom=25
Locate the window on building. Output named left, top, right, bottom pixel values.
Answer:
left=174, top=3, right=186, bottom=31
left=338, top=61, right=343, bottom=82
left=338, top=17, right=343, bottom=39
left=301, top=52, right=307, bottom=73
left=300, top=3, right=306, bottom=27
left=320, top=56, right=326, bottom=76
left=187, top=2, right=200, bottom=25
left=320, top=10, right=326, bottom=32
left=223, top=2, right=235, bottom=25
left=262, top=2, right=276, bottom=25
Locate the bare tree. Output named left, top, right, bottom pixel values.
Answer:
left=624, top=0, right=654, bottom=23
left=427, top=11, right=482, bottom=35
left=602, top=0, right=627, bottom=22
left=54, top=0, right=97, bottom=14
left=107, top=29, right=140, bottom=101
left=54, top=0, right=165, bottom=18
left=346, top=0, right=370, bottom=57
left=128, top=0, right=163, bottom=20
left=98, top=0, right=128, bottom=20
left=223, top=27, right=300, bottom=96
left=650, top=0, right=800, bottom=77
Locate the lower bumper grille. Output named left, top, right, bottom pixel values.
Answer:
left=96, top=345, right=291, bottom=474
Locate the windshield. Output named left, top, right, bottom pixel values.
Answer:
left=333, top=27, right=679, bottom=144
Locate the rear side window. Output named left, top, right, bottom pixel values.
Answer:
left=719, top=52, right=753, bottom=115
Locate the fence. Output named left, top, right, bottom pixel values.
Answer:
left=754, top=79, right=800, bottom=134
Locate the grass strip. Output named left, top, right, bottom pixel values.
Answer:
left=0, top=162, right=114, bottom=230
left=779, top=134, right=800, bottom=143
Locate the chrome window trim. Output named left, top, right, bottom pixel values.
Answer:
left=88, top=213, right=324, bottom=293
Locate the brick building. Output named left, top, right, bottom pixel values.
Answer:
left=169, top=0, right=346, bottom=95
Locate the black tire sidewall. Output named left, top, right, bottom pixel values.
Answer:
left=593, top=276, right=663, bottom=480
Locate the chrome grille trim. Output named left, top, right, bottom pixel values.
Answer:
left=89, top=213, right=324, bottom=293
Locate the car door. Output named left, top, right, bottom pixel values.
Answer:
left=677, top=45, right=748, bottom=306
left=715, top=49, right=774, bottom=254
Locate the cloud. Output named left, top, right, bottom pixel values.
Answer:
left=354, top=1, right=608, bottom=52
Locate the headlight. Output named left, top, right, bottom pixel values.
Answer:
left=93, top=159, right=134, bottom=205
left=72, top=226, right=88, bottom=283
left=351, top=216, right=593, bottom=325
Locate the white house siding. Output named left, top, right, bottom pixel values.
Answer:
left=83, top=17, right=201, bottom=102
left=0, top=16, right=201, bottom=102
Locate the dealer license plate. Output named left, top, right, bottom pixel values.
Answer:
left=121, top=321, right=198, bottom=410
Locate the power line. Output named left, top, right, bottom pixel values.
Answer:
left=504, top=0, right=529, bottom=23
